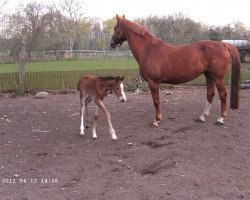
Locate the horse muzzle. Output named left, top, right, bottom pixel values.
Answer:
left=109, top=41, right=117, bottom=49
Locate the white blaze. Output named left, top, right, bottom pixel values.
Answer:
left=120, top=83, right=126, bottom=101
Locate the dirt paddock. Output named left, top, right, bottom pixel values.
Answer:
left=0, top=87, right=249, bottom=200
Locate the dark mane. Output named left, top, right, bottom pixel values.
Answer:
left=98, top=76, right=117, bottom=81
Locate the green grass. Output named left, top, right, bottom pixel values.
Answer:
left=0, top=58, right=138, bottom=73
left=0, top=58, right=250, bottom=92
left=0, top=58, right=140, bottom=91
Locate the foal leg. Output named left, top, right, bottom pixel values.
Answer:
left=85, top=96, right=92, bottom=128
left=95, top=99, right=117, bottom=140
left=79, top=93, right=85, bottom=135
left=198, top=74, right=215, bottom=122
left=148, top=81, right=162, bottom=126
left=215, top=79, right=227, bottom=125
left=92, top=107, right=100, bottom=139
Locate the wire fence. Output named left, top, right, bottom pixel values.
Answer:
left=0, top=28, right=233, bottom=93
left=0, top=55, right=141, bottom=92
left=0, top=55, right=233, bottom=93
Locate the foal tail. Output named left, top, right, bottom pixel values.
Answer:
left=77, top=75, right=86, bottom=91
left=223, top=42, right=241, bottom=109
left=77, top=80, right=81, bottom=90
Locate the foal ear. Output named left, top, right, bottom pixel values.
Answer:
left=115, top=76, right=121, bottom=82
left=115, top=76, right=124, bottom=82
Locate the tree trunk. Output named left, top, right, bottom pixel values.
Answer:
left=18, top=27, right=27, bottom=94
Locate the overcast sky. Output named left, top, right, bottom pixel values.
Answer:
left=4, top=0, right=250, bottom=27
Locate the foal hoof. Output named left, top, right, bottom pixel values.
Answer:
left=111, top=135, right=118, bottom=140
left=79, top=132, right=85, bottom=137
left=195, top=118, right=205, bottom=123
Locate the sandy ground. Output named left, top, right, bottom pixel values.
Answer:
left=0, top=87, right=249, bottom=200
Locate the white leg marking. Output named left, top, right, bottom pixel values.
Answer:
left=110, top=128, right=117, bottom=140
left=199, top=101, right=211, bottom=122
left=203, top=101, right=211, bottom=116
left=93, top=130, right=97, bottom=139
left=92, top=107, right=100, bottom=139
left=119, top=83, right=127, bottom=102
left=216, top=116, right=224, bottom=124
left=98, top=100, right=117, bottom=140
left=80, top=106, right=85, bottom=135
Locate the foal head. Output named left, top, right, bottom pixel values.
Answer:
left=112, top=76, right=126, bottom=102
left=110, top=14, right=127, bottom=48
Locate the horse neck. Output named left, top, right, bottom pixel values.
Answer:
left=125, top=31, right=152, bottom=64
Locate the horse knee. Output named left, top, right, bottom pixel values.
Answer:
left=219, top=90, right=227, bottom=102
left=207, top=91, right=215, bottom=103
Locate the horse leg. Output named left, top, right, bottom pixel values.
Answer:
left=148, top=81, right=162, bottom=126
left=215, top=79, right=227, bottom=125
left=92, top=107, right=100, bottom=139
left=79, top=92, right=85, bottom=135
left=95, top=99, right=117, bottom=140
left=198, top=74, right=215, bottom=122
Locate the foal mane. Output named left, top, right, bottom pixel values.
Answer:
left=98, top=76, right=117, bottom=81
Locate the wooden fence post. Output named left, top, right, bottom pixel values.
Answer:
left=18, top=27, right=27, bottom=94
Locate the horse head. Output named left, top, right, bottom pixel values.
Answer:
left=110, top=14, right=127, bottom=48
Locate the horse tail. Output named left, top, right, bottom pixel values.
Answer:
left=223, top=42, right=241, bottom=109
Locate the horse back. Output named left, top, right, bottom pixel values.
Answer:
left=140, top=40, right=231, bottom=84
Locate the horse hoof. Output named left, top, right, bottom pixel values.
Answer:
left=215, top=121, right=224, bottom=125
left=152, top=121, right=159, bottom=127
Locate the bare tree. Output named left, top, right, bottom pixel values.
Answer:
left=0, top=0, right=8, bottom=22
left=59, top=0, right=84, bottom=56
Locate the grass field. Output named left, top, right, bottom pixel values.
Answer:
left=0, top=58, right=249, bottom=92
left=0, top=58, right=138, bottom=73
left=0, top=58, right=139, bottom=91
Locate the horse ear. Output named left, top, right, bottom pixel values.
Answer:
left=121, top=76, right=125, bottom=81
left=116, top=14, right=125, bottom=20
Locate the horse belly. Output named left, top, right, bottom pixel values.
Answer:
left=163, top=68, right=203, bottom=84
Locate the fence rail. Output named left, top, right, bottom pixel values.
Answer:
left=0, top=63, right=235, bottom=92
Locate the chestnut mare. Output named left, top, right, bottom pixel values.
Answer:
left=77, top=75, right=126, bottom=140
left=110, top=15, right=241, bottom=126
